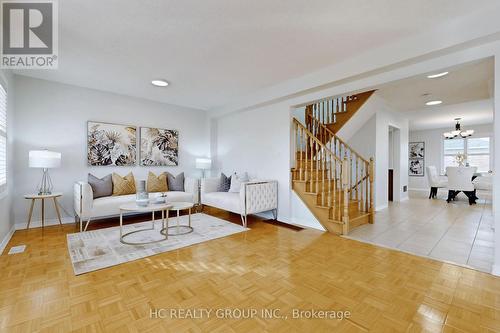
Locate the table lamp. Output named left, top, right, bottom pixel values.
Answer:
left=29, top=150, right=61, bottom=195
left=195, top=158, right=212, bottom=178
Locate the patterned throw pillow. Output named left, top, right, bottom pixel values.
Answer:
left=167, top=172, right=184, bottom=191
left=217, top=173, right=231, bottom=192
left=88, top=173, right=112, bottom=199
left=147, top=171, right=168, bottom=193
left=112, top=172, right=136, bottom=196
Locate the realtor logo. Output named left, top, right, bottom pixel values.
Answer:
left=1, top=0, right=58, bottom=68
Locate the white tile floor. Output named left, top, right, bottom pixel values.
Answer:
left=345, top=190, right=494, bottom=273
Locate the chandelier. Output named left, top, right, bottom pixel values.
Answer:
left=443, top=118, right=474, bottom=139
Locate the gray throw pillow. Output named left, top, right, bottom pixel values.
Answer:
left=167, top=172, right=185, bottom=191
left=88, top=173, right=112, bottom=199
left=217, top=173, right=231, bottom=192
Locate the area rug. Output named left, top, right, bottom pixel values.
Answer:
left=67, top=213, right=248, bottom=275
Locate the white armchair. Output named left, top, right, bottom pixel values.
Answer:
left=201, top=178, right=278, bottom=227
left=426, top=166, right=447, bottom=199
left=446, top=166, right=477, bottom=204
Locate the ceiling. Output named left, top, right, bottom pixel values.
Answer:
left=14, top=0, right=499, bottom=110
left=375, top=58, right=494, bottom=130
left=377, top=58, right=494, bottom=112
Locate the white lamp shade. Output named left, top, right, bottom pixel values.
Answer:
left=29, top=150, right=61, bottom=168
left=195, top=158, right=212, bottom=170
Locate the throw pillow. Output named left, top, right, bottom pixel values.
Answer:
left=88, top=173, right=112, bottom=199
left=112, top=172, right=136, bottom=196
left=228, top=172, right=249, bottom=193
left=167, top=172, right=184, bottom=191
left=217, top=173, right=231, bottom=192
left=147, top=171, right=168, bottom=193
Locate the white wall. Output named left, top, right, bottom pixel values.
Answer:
left=409, top=123, right=494, bottom=190
left=0, top=69, right=15, bottom=252
left=375, top=102, right=409, bottom=209
left=12, top=76, right=209, bottom=226
left=346, top=94, right=409, bottom=210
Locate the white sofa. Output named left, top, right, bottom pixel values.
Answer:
left=74, top=177, right=199, bottom=232
left=201, top=178, right=278, bottom=227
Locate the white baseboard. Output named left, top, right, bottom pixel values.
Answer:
left=491, top=264, right=500, bottom=276
left=0, top=224, right=15, bottom=255
left=279, top=216, right=326, bottom=231
left=15, top=216, right=76, bottom=230
left=376, top=204, right=388, bottom=211
left=408, top=188, right=428, bottom=192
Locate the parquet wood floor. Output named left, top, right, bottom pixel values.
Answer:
left=1, top=207, right=500, bottom=332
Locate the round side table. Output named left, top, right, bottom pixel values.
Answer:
left=24, top=192, right=63, bottom=230
left=161, top=202, right=194, bottom=236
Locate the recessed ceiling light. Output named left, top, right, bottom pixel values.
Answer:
left=151, top=79, right=169, bottom=87
left=427, top=71, right=449, bottom=79
left=425, top=100, right=442, bottom=106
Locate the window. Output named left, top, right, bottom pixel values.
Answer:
left=442, top=136, right=491, bottom=173
left=0, top=83, right=6, bottom=193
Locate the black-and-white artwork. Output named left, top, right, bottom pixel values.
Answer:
left=408, top=142, right=425, bottom=176
left=409, top=159, right=424, bottom=176
left=409, top=142, right=425, bottom=159
left=140, top=127, right=179, bottom=166
left=87, top=121, right=137, bottom=166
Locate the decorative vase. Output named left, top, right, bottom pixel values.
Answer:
left=136, top=180, right=149, bottom=207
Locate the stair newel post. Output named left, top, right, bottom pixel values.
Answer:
left=302, top=127, right=307, bottom=181
left=321, top=149, right=325, bottom=206
left=359, top=161, right=366, bottom=211
left=342, top=156, right=350, bottom=234
left=369, top=157, right=374, bottom=223
left=365, top=161, right=369, bottom=212
left=327, top=154, right=333, bottom=207
left=315, top=141, right=319, bottom=194
left=308, top=138, right=314, bottom=192
left=356, top=156, right=359, bottom=209
left=349, top=154, right=353, bottom=200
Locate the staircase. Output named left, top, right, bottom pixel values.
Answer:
left=291, top=91, right=375, bottom=235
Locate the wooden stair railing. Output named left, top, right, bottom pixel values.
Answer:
left=306, top=111, right=374, bottom=223
left=292, top=118, right=374, bottom=234
left=305, top=90, right=375, bottom=134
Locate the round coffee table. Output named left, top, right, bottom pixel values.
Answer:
left=160, top=202, right=194, bottom=236
left=119, top=202, right=172, bottom=245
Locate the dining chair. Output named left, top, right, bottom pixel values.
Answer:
left=446, top=166, right=477, bottom=204
left=426, top=166, right=447, bottom=199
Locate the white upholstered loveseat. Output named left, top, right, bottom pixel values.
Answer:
left=200, top=178, right=278, bottom=227
left=74, top=178, right=199, bottom=232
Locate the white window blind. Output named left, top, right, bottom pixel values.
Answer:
left=0, top=83, right=6, bottom=192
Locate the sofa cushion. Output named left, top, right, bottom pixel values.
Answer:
left=112, top=172, right=136, bottom=196
left=202, top=192, right=240, bottom=214
left=229, top=172, right=249, bottom=193
left=147, top=171, right=168, bottom=193
left=167, top=172, right=184, bottom=191
left=163, top=191, right=194, bottom=203
left=217, top=173, right=231, bottom=192
left=88, top=173, right=112, bottom=199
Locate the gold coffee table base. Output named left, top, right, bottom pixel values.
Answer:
left=119, top=206, right=170, bottom=246
left=160, top=203, right=194, bottom=236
